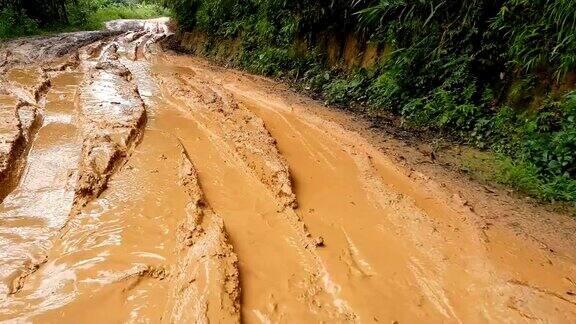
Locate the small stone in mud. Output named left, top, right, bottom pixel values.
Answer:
left=315, top=236, right=325, bottom=247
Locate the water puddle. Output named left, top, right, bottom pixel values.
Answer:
left=0, top=71, right=82, bottom=305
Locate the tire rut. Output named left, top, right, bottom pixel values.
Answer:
left=153, top=65, right=356, bottom=321
left=156, top=68, right=297, bottom=210
left=0, top=26, right=149, bottom=320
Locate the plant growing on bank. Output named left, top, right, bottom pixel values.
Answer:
left=67, top=0, right=171, bottom=31
left=0, top=6, right=39, bottom=38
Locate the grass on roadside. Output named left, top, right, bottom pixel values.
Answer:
left=458, top=149, right=576, bottom=205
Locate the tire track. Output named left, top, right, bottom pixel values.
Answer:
left=153, top=66, right=355, bottom=321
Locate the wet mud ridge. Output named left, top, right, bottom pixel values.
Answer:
left=1, top=18, right=576, bottom=322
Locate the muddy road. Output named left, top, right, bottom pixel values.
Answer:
left=0, top=19, right=575, bottom=323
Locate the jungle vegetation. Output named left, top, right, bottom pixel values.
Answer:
left=0, top=0, right=168, bottom=38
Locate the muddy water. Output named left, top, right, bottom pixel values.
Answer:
left=0, top=72, right=81, bottom=300
left=239, top=101, right=439, bottom=320
left=149, top=63, right=338, bottom=321
left=5, top=68, right=43, bottom=90
left=153, top=106, right=311, bottom=321
left=12, top=129, right=188, bottom=322
left=0, top=19, right=575, bottom=322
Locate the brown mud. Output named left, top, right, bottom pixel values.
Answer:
left=0, top=18, right=575, bottom=323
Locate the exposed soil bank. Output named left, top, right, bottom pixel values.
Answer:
left=0, top=19, right=575, bottom=323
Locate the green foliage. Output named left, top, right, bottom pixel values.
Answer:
left=0, top=6, right=39, bottom=38
left=492, top=0, right=576, bottom=81
left=0, top=0, right=169, bottom=38
left=463, top=152, right=576, bottom=202
left=324, top=71, right=370, bottom=106
left=65, top=0, right=170, bottom=31
left=0, top=0, right=68, bottom=28
left=241, top=46, right=296, bottom=75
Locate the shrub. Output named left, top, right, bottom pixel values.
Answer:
left=0, top=6, right=39, bottom=39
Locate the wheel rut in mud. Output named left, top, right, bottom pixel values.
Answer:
left=0, top=18, right=576, bottom=323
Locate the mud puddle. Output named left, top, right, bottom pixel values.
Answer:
left=151, top=54, right=576, bottom=322
left=7, top=129, right=186, bottom=322
left=0, top=18, right=575, bottom=323
left=0, top=71, right=81, bottom=300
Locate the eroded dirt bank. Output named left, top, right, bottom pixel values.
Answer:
left=0, top=18, right=575, bottom=323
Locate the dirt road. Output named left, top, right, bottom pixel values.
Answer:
left=0, top=19, right=575, bottom=323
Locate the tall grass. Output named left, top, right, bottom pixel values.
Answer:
left=0, top=6, right=39, bottom=38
